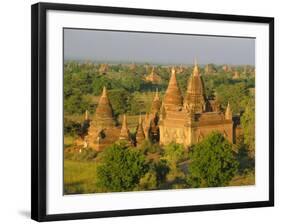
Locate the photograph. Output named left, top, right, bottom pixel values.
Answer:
left=63, top=28, right=256, bottom=195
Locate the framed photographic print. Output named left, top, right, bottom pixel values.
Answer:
left=31, top=2, right=274, bottom=222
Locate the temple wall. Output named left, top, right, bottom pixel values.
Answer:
left=193, top=121, right=233, bottom=143
left=159, top=125, right=192, bottom=147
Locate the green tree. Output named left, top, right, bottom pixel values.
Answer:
left=187, top=132, right=238, bottom=187
left=64, top=89, right=89, bottom=114
left=216, top=82, right=249, bottom=114
left=136, top=170, right=158, bottom=190
left=163, top=143, right=186, bottom=167
left=162, top=143, right=187, bottom=183
left=108, top=89, right=131, bottom=116
left=96, top=143, right=148, bottom=192
left=241, top=98, right=255, bottom=158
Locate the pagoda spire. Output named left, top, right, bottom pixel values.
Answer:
left=84, top=110, right=89, bottom=121
left=136, top=114, right=145, bottom=145
left=184, top=59, right=206, bottom=113
left=119, top=114, right=130, bottom=141
left=92, top=86, right=116, bottom=128
left=193, top=58, right=200, bottom=77
left=151, top=88, right=161, bottom=113
left=101, top=86, right=107, bottom=97
left=163, top=67, right=183, bottom=110
left=225, top=102, right=232, bottom=120
left=154, top=88, right=159, bottom=101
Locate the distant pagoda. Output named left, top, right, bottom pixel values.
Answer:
left=144, top=67, right=162, bottom=84
left=151, top=89, right=161, bottom=114
left=119, top=114, right=131, bottom=142
left=135, top=115, right=145, bottom=146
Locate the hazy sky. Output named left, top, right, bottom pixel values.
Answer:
left=64, top=29, right=255, bottom=65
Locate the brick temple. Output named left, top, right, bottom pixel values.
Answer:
left=83, top=62, right=239, bottom=151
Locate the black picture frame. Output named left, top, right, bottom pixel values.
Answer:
left=31, top=2, right=274, bottom=222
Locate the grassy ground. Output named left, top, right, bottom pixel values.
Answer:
left=229, top=171, right=255, bottom=186
left=64, top=160, right=98, bottom=194
left=64, top=157, right=255, bottom=195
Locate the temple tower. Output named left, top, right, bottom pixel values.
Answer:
left=84, top=110, right=89, bottom=121
left=91, top=86, right=116, bottom=128
left=163, top=67, right=183, bottom=111
left=151, top=88, right=161, bottom=114
left=184, top=60, right=206, bottom=113
left=119, top=114, right=130, bottom=141
left=136, top=115, right=145, bottom=145
left=85, top=87, right=119, bottom=151
left=225, top=102, right=233, bottom=120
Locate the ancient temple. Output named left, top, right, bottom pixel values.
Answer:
left=85, top=87, right=121, bottom=151
left=233, top=70, right=240, bottom=79
left=99, top=63, right=109, bottom=74
left=157, top=63, right=235, bottom=147
left=144, top=67, right=162, bottom=84
left=83, top=61, right=238, bottom=151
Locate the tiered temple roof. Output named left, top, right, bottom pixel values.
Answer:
left=184, top=61, right=206, bottom=113
left=136, top=115, right=145, bottom=145
left=82, top=60, right=238, bottom=151
left=119, top=114, right=130, bottom=141
left=151, top=89, right=161, bottom=114
left=91, top=87, right=116, bottom=128
left=163, top=67, right=183, bottom=110
left=85, top=87, right=120, bottom=151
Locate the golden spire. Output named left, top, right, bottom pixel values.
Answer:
left=119, top=114, right=130, bottom=141
left=136, top=114, right=145, bottom=145
left=171, top=66, right=176, bottom=76
left=193, top=58, right=200, bottom=76
left=163, top=67, right=183, bottom=109
left=225, top=102, right=232, bottom=120
left=122, top=114, right=128, bottom=128
left=151, top=88, right=161, bottom=113
left=101, top=86, right=107, bottom=97
left=85, top=110, right=89, bottom=120
left=92, top=86, right=116, bottom=128
left=154, top=88, right=159, bottom=101
left=138, top=113, right=142, bottom=124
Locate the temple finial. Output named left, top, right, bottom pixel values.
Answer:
left=119, top=114, right=130, bottom=141
left=139, top=114, right=142, bottom=124
left=122, top=114, right=127, bottom=127
left=102, top=86, right=107, bottom=97
left=154, top=88, right=159, bottom=100
left=225, top=102, right=232, bottom=120
left=171, top=66, right=176, bottom=76
left=85, top=110, right=89, bottom=120
left=193, top=58, right=200, bottom=76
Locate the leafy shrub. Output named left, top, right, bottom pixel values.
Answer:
left=96, top=143, right=148, bottom=192
left=187, top=132, right=238, bottom=188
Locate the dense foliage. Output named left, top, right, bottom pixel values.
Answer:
left=187, top=132, right=239, bottom=187
left=96, top=142, right=148, bottom=192
left=63, top=62, right=255, bottom=194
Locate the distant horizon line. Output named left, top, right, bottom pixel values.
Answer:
left=64, top=59, right=255, bottom=66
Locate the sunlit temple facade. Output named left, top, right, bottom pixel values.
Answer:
left=83, top=62, right=238, bottom=151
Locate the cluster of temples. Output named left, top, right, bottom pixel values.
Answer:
left=82, top=62, right=239, bottom=151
